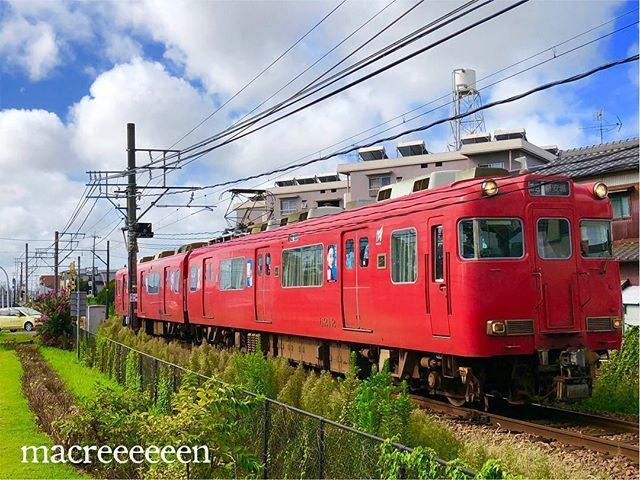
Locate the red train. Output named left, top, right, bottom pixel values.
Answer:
left=115, top=169, right=623, bottom=405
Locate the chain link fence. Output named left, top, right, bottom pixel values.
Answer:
left=78, top=328, right=474, bottom=479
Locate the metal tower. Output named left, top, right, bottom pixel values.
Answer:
left=449, top=68, right=487, bottom=150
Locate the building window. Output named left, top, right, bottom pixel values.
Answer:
left=396, top=177, right=403, bottom=182
left=537, top=218, right=571, bottom=259
left=282, top=244, right=323, bottom=287
left=391, top=229, right=417, bottom=283
left=421, top=163, right=428, bottom=169
left=368, top=175, right=391, bottom=196
left=280, top=198, right=298, bottom=215
left=220, top=258, right=245, bottom=290
left=459, top=219, right=523, bottom=259
left=610, top=192, right=631, bottom=219
left=435, top=162, right=443, bottom=167
left=479, top=161, right=505, bottom=169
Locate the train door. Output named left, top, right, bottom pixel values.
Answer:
left=531, top=208, right=578, bottom=331
left=138, top=271, right=146, bottom=315
left=203, top=258, right=216, bottom=319
left=342, top=230, right=370, bottom=330
left=428, top=219, right=451, bottom=336
left=255, top=248, right=273, bottom=323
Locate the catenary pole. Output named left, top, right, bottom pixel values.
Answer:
left=126, top=123, right=139, bottom=331
left=54, top=231, right=59, bottom=294
left=105, top=240, right=110, bottom=319
left=25, top=243, right=29, bottom=302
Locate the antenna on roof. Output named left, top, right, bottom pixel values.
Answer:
left=580, top=108, right=623, bottom=144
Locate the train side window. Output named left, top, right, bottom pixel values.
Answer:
left=146, top=272, right=160, bottom=294
left=391, top=228, right=417, bottom=283
left=171, top=269, right=180, bottom=293
left=433, top=226, right=444, bottom=281
left=359, top=237, right=369, bottom=267
left=265, top=254, right=271, bottom=275
left=459, top=219, right=523, bottom=259
left=220, top=258, right=245, bottom=290
left=257, top=255, right=263, bottom=276
left=345, top=239, right=355, bottom=269
left=282, top=244, right=323, bottom=287
left=189, top=265, right=202, bottom=292
left=537, top=218, right=571, bottom=259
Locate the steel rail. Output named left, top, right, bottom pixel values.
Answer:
left=529, top=403, right=639, bottom=435
left=411, top=396, right=639, bottom=462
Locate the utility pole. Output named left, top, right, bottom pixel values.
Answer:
left=105, top=240, right=110, bottom=318
left=76, top=255, right=81, bottom=360
left=91, top=233, right=98, bottom=296
left=25, top=243, right=29, bottom=302
left=127, top=123, right=139, bottom=331
left=19, top=262, right=23, bottom=304
left=54, top=231, right=59, bottom=294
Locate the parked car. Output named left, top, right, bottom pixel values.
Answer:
left=0, top=307, right=42, bottom=332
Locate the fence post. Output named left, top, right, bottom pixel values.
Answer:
left=317, top=419, right=325, bottom=479
left=262, top=401, right=271, bottom=479
left=154, top=358, right=159, bottom=402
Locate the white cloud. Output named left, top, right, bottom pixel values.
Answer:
left=0, top=18, right=59, bottom=80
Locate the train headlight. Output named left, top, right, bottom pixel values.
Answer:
left=481, top=179, right=499, bottom=197
left=486, top=320, right=506, bottom=336
left=612, top=317, right=622, bottom=329
left=593, top=182, right=608, bottom=199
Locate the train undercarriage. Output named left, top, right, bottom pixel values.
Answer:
left=141, top=319, right=599, bottom=405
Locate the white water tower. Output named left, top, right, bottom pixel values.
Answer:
left=449, top=68, right=487, bottom=150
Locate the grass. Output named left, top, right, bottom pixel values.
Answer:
left=40, top=346, right=121, bottom=400
left=0, top=348, right=84, bottom=479
left=0, top=331, right=36, bottom=346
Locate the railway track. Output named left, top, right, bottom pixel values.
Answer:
left=410, top=395, right=639, bottom=463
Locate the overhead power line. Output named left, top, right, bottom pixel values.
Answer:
left=161, top=53, right=639, bottom=197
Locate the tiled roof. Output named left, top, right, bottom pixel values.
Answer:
left=543, top=137, right=639, bottom=178
left=613, top=239, right=639, bottom=262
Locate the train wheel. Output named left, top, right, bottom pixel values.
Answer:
left=446, top=395, right=466, bottom=407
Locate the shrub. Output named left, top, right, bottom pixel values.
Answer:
left=29, top=290, right=73, bottom=348
left=580, top=325, right=639, bottom=414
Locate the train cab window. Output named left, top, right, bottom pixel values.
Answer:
left=580, top=220, right=612, bottom=258
left=537, top=218, right=571, bottom=259
left=219, top=258, right=245, bottom=290
left=257, top=255, right=263, bottom=276
left=459, top=219, right=523, bottom=259
left=265, top=254, right=271, bottom=275
left=391, top=229, right=417, bottom=283
left=189, top=265, right=202, bottom=292
left=433, top=226, right=444, bottom=281
left=345, top=239, right=355, bottom=269
left=359, top=238, right=369, bottom=267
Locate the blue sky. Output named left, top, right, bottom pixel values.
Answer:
left=0, top=0, right=638, bottom=282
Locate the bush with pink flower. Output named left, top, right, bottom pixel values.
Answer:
left=29, top=290, right=74, bottom=348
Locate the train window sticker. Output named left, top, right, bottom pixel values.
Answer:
left=246, top=259, right=254, bottom=288
left=537, top=218, right=572, bottom=260
left=359, top=237, right=370, bottom=267
left=326, top=244, right=338, bottom=282
left=345, top=239, right=355, bottom=269
left=375, top=226, right=383, bottom=245
left=377, top=253, right=387, bottom=269
left=458, top=219, right=524, bottom=260
left=391, top=229, right=417, bottom=283
left=220, top=257, right=245, bottom=290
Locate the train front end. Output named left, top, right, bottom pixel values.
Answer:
left=453, top=174, right=622, bottom=404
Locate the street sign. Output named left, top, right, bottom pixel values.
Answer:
left=70, top=291, right=88, bottom=317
